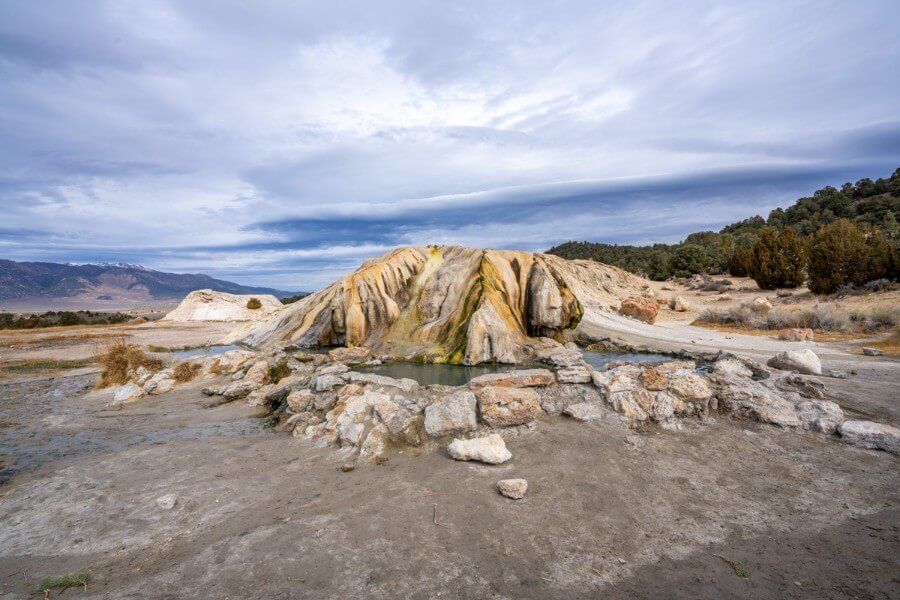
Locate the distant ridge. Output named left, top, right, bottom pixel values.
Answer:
left=0, top=259, right=296, bottom=302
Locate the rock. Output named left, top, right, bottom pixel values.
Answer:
left=112, top=383, right=145, bottom=405
left=246, top=384, right=277, bottom=407
left=147, top=377, right=175, bottom=395
left=287, top=389, right=314, bottom=412
left=752, top=297, right=774, bottom=311
left=497, top=478, right=528, bottom=499
left=776, top=289, right=793, bottom=297
left=592, top=369, right=649, bottom=422
left=767, top=349, right=822, bottom=375
left=824, top=369, right=849, bottom=379
left=340, top=463, right=355, bottom=472
left=839, top=420, right=900, bottom=454
left=162, top=289, right=282, bottom=322
left=538, top=383, right=602, bottom=415
left=712, top=358, right=753, bottom=378
left=555, top=364, right=592, bottom=384
left=775, top=374, right=825, bottom=399
left=448, top=434, right=512, bottom=464
left=670, top=296, right=691, bottom=312
left=468, top=369, right=555, bottom=389
left=667, top=372, right=712, bottom=402
left=777, top=328, right=814, bottom=342
left=244, top=361, right=271, bottom=385
left=563, top=402, right=604, bottom=422
left=618, top=297, right=659, bottom=324
left=327, top=346, right=372, bottom=364
left=223, top=380, right=256, bottom=400
left=797, top=400, right=844, bottom=434
left=641, top=367, right=669, bottom=391
left=372, top=396, right=421, bottom=443
left=709, top=372, right=800, bottom=427
left=330, top=390, right=382, bottom=447
left=201, top=385, right=226, bottom=396
left=344, top=372, right=419, bottom=393
left=424, top=391, right=478, bottom=436
left=359, top=424, right=389, bottom=461
left=477, top=386, right=543, bottom=427
left=156, top=494, right=178, bottom=510
left=314, top=373, right=345, bottom=392
left=862, top=347, right=883, bottom=357
left=716, top=294, right=733, bottom=301
left=317, top=363, right=350, bottom=376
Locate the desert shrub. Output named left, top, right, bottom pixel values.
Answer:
left=94, top=338, right=163, bottom=388
left=58, top=311, right=83, bottom=326
left=764, top=306, right=851, bottom=332
left=668, top=244, right=710, bottom=278
left=807, top=219, right=871, bottom=294
left=268, top=360, right=291, bottom=384
left=246, top=298, right=262, bottom=310
left=173, top=361, right=202, bottom=382
left=849, top=306, right=900, bottom=333
left=695, top=305, right=757, bottom=327
left=750, top=227, right=806, bottom=289
left=727, top=247, right=754, bottom=277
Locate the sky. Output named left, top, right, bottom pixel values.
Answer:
left=1, top=1, right=899, bottom=291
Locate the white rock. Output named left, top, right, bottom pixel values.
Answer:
left=424, top=391, right=478, bottom=436
left=344, top=372, right=419, bottom=393
left=156, top=494, right=178, bottom=510
left=223, top=380, right=256, bottom=400
left=447, top=434, right=512, bottom=464
left=862, top=347, right=883, bottom=357
left=671, top=296, right=691, bottom=312
left=314, top=373, right=345, bottom=392
left=767, top=349, right=822, bottom=375
left=796, top=400, right=844, bottom=434
left=555, top=365, right=593, bottom=384
left=112, top=383, right=145, bottom=405
left=148, top=377, right=175, bottom=395
left=497, top=478, right=528, bottom=499
left=244, top=361, right=270, bottom=385
left=712, top=358, right=753, bottom=378
left=839, top=420, right=900, bottom=454
left=563, top=402, right=604, bottom=422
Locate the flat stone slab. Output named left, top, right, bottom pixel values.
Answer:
left=468, top=369, right=555, bottom=389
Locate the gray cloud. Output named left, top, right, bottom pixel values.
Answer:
left=0, top=0, right=898, bottom=290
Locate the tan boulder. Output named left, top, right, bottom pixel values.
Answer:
left=618, top=297, right=659, bottom=324
left=670, top=296, right=691, bottom=312
left=244, top=361, right=270, bottom=386
left=776, top=328, right=814, bottom=342
left=477, top=386, right=543, bottom=427
left=327, top=346, right=372, bottom=364
left=468, top=369, right=555, bottom=390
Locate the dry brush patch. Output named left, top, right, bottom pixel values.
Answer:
left=173, top=360, right=202, bottom=382
left=93, top=337, right=163, bottom=388
left=694, top=303, right=899, bottom=336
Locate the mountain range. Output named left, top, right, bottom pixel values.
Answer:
left=0, top=259, right=295, bottom=303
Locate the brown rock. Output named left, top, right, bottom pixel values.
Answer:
left=618, top=297, right=659, bottom=324
left=477, top=386, right=543, bottom=427
left=328, top=346, right=372, bottom=364
left=776, top=328, right=814, bottom=342
left=468, top=369, right=555, bottom=389
left=641, top=367, right=669, bottom=391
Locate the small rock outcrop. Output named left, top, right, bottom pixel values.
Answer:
left=497, top=478, right=528, bottom=499
left=163, top=289, right=282, bottom=322
left=618, top=297, right=659, bottom=324
left=448, top=434, right=512, bottom=464
left=797, top=400, right=844, bottom=434
left=424, top=391, right=478, bottom=436
left=477, top=386, right=543, bottom=427
left=839, top=420, right=900, bottom=454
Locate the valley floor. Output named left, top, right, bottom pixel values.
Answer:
left=0, top=319, right=898, bottom=599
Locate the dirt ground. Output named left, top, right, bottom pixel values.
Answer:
left=1, top=317, right=898, bottom=599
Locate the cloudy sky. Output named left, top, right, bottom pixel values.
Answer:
left=1, top=1, right=898, bottom=291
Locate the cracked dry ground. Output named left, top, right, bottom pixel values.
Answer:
left=0, top=372, right=897, bottom=600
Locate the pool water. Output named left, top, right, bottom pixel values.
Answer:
left=356, top=362, right=517, bottom=387
left=169, top=344, right=242, bottom=360
left=581, top=349, right=673, bottom=370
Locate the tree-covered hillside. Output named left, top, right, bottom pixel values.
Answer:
left=548, top=168, right=900, bottom=282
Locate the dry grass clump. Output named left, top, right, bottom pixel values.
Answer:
left=696, top=304, right=899, bottom=334
left=246, top=297, right=262, bottom=310
left=173, top=360, right=202, bottom=382
left=268, top=360, right=291, bottom=384
left=93, top=338, right=163, bottom=388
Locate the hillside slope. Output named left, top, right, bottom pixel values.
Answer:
left=0, top=259, right=293, bottom=302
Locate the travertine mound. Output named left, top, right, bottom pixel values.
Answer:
left=164, top=289, right=282, bottom=322
left=229, top=246, right=646, bottom=364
